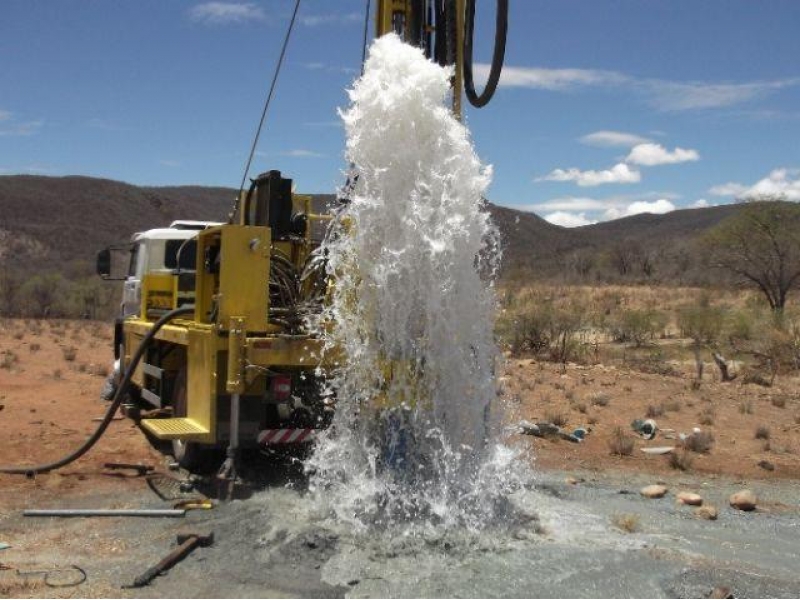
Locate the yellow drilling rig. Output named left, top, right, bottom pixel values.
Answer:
left=91, top=0, right=507, bottom=486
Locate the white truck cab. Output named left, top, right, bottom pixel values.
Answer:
left=98, top=220, right=222, bottom=318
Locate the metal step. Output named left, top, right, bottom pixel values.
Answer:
left=140, top=417, right=209, bottom=440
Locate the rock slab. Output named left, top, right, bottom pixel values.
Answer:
left=677, top=492, right=703, bottom=506
left=729, top=489, right=757, bottom=511
left=640, top=484, right=668, bottom=499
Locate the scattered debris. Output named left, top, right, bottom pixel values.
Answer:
left=518, top=420, right=587, bottom=443
left=729, top=490, right=758, bottom=512
left=641, top=446, right=675, bottom=455
left=640, top=484, right=668, bottom=499
left=676, top=492, right=703, bottom=506
left=630, top=418, right=657, bottom=440
left=123, top=532, right=214, bottom=589
left=695, top=505, right=719, bottom=521
left=103, top=462, right=154, bottom=476
left=14, top=565, right=87, bottom=588
left=23, top=508, right=186, bottom=518
left=173, top=499, right=214, bottom=511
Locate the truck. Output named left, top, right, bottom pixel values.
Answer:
left=97, top=170, right=334, bottom=479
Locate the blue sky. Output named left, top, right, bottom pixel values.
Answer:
left=2, top=0, right=799, bottom=226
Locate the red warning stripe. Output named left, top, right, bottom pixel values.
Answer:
left=257, top=428, right=316, bottom=445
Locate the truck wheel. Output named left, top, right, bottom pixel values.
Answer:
left=170, top=367, right=203, bottom=470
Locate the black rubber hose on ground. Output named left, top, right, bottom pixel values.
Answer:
left=463, top=0, right=508, bottom=108
left=0, top=305, right=195, bottom=476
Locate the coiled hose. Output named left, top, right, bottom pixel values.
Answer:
left=462, top=0, right=508, bottom=108
left=0, top=305, right=195, bottom=476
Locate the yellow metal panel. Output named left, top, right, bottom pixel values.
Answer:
left=184, top=326, right=218, bottom=443
left=124, top=319, right=192, bottom=346
left=140, top=272, right=176, bottom=316
left=246, top=336, right=331, bottom=368
left=218, top=225, right=270, bottom=332
left=140, top=417, right=209, bottom=439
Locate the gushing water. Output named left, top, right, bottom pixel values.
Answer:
left=308, top=34, right=528, bottom=531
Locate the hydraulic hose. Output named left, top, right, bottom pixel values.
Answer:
left=463, top=0, right=508, bottom=108
left=0, top=305, right=195, bottom=476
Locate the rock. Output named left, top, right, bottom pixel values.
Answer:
left=729, top=489, right=757, bottom=511
left=757, top=460, right=775, bottom=471
left=677, top=492, right=703, bottom=506
left=640, top=484, right=668, bottom=499
left=695, top=504, right=718, bottom=520
left=707, top=585, right=733, bottom=598
left=565, top=476, right=584, bottom=485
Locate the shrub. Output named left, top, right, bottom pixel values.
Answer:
left=739, top=399, right=754, bottom=414
left=754, top=425, right=770, bottom=440
left=1, top=350, right=18, bottom=370
left=611, top=513, right=640, bottom=533
left=678, top=305, right=725, bottom=345
left=545, top=412, right=568, bottom=428
left=771, top=396, right=787, bottom=409
left=645, top=403, right=665, bottom=418
left=61, top=346, right=77, bottom=362
left=684, top=431, right=714, bottom=453
left=698, top=407, right=715, bottom=426
left=611, top=309, right=667, bottom=347
left=590, top=391, right=611, bottom=407
left=29, top=342, right=41, bottom=353
left=608, top=426, right=634, bottom=456
left=668, top=449, right=694, bottom=471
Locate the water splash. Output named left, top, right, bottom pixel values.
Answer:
left=307, top=34, right=528, bottom=532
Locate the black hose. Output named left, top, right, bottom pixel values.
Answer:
left=0, top=306, right=195, bottom=476
left=463, top=0, right=508, bottom=108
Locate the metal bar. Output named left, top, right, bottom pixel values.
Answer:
left=23, top=509, right=186, bottom=518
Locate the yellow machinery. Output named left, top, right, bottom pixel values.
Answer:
left=99, top=0, right=507, bottom=482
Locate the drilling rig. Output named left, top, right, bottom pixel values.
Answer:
left=94, top=0, right=507, bottom=486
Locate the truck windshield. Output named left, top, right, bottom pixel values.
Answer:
left=165, top=239, right=197, bottom=270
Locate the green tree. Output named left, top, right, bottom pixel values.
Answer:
left=706, top=200, right=800, bottom=311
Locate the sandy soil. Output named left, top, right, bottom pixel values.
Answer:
left=1, top=318, right=799, bottom=598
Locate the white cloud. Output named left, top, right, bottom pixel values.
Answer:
left=710, top=168, right=800, bottom=201
left=691, top=198, right=710, bottom=208
left=543, top=211, right=596, bottom=228
left=622, top=198, right=676, bottom=216
left=0, top=118, right=44, bottom=136
left=300, top=13, right=362, bottom=27
left=625, top=143, right=700, bottom=166
left=475, top=63, right=800, bottom=112
left=474, top=64, right=627, bottom=91
left=189, top=2, right=265, bottom=24
left=281, top=149, right=325, bottom=158
left=641, top=78, right=800, bottom=111
left=526, top=197, right=612, bottom=212
left=537, top=162, right=640, bottom=187
left=579, top=130, right=651, bottom=148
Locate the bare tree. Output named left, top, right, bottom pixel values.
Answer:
left=706, top=199, right=800, bottom=311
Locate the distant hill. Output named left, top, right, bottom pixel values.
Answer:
left=0, top=174, right=740, bottom=285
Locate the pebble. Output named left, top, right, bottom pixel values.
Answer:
left=729, top=489, right=757, bottom=511
left=565, top=476, right=584, bottom=485
left=676, top=492, right=703, bottom=506
left=694, top=504, right=718, bottom=520
left=640, top=484, right=668, bottom=499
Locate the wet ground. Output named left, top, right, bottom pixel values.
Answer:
left=2, top=460, right=798, bottom=598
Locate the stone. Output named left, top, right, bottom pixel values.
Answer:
left=677, top=492, right=703, bottom=506
left=565, top=476, right=584, bottom=485
left=708, top=585, right=733, bottom=598
left=729, top=489, right=757, bottom=511
left=640, top=484, right=668, bottom=499
left=694, top=504, right=718, bottom=520
left=757, top=460, right=775, bottom=471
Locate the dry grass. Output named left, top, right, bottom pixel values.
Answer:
left=739, top=399, right=754, bottom=414
left=61, top=345, right=77, bottom=362
left=611, top=513, right=640, bottom=533
left=771, top=396, right=787, bottom=409
left=684, top=431, right=715, bottom=453
left=608, top=426, right=635, bottom=456
left=590, top=391, right=611, bottom=407
left=1, top=349, right=18, bottom=370
left=698, top=407, right=716, bottom=426
left=545, top=412, right=568, bottom=427
left=754, top=425, right=770, bottom=440
left=668, top=449, right=695, bottom=471
left=645, top=403, right=665, bottom=418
